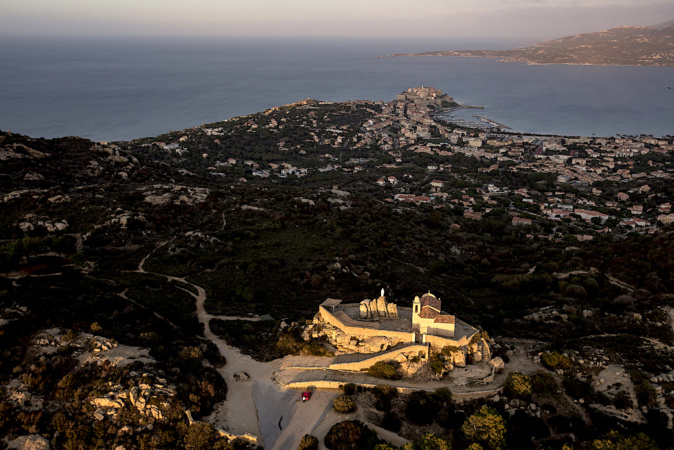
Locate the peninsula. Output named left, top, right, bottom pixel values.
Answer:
left=386, top=21, right=674, bottom=66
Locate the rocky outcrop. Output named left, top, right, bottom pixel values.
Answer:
left=387, top=303, right=398, bottom=319
left=489, top=356, right=505, bottom=371
left=89, top=372, right=176, bottom=422
left=304, top=320, right=406, bottom=354
left=33, top=329, right=154, bottom=368
left=7, top=434, right=50, bottom=450
left=143, top=185, right=210, bottom=206
left=359, top=295, right=398, bottom=320
left=185, top=410, right=259, bottom=446
left=19, top=215, right=69, bottom=233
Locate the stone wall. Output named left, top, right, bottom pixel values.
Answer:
left=319, top=306, right=415, bottom=343
left=282, top=381, right=502, bottom=401
left=328, top=344, right=429, bottom=372
left=452, top=387, right=503, bottom=404
left=284, top=380, right=422, bottom=394
left=425, top=333, right=472, bottom=351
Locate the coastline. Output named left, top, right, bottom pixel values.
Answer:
left=382, top=53, right=674, bottom=67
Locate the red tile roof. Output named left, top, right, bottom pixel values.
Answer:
left=418, top=305, right=439, bottom=319
left=434, top=314, right=455, bottom=324
left=419, top=293, right=441, bottom=311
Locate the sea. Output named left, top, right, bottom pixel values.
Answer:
left=1, top=36, right=673, bottom=142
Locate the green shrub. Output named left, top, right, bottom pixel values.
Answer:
left=372, top=385, right=397, bottom=411
left=532, top=371, right=558, bottom=395
left=381, top=411, right=402, bottom=432
left=630, top=370, right=657, bottom=407
left=372, top=385, right=398, bottom=400
left=297, top=434, right=319, bottom=450
left=375, top=397, right=392, bottom=412
left=541, top=351, right=572, bottom=371
left=562, top=377, right=593, bottom=400
left=333, top=395, right=357, bottom=414
left=405, top=391, right=440, bottom=425
left=303, top=341, right=331, bottom=357
left=504, top=371, right=532, bottom=399
left=461, top=406, right=507, bottom=450
left=367, top=361, right=401, bottom=380
left=430, top=358, right=445, bottom=375
left=343, top=383, right=356, bottom=396
left=433, top=387, right=453, bottom=405
left=613, top=391, right=632, bottom=409
left=324, top=420, right=379, bottom=450
left=408, top=433, right=452, bottom=450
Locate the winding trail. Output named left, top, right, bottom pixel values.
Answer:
left=131, top=247, right=337, bottom=449
left=135, top=247, right=273, bottom=439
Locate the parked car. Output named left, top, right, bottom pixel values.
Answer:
left=301, top=391, right=312, bottom=402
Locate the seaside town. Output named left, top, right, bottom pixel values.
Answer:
left=128, top=86, right=674, bottom=241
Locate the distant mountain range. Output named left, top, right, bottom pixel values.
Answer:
left=386, top=22, right=674, bottom=66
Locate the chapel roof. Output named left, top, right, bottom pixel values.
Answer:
left=419, top=305, right=440, bottom=319
left=419, top=292, right=441, bottom=311
left=433, top=314, right=455, bottom=324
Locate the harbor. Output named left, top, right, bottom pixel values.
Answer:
left=436, top=105, right=511, bottom=131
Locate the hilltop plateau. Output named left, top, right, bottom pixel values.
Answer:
left=386, top=24, right=674, bottom=66
left=2, top=89, right=674, bottom=448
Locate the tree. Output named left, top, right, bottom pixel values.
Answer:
left=591, top=431, right=659, bottom=450
left=184, top=422, right=215, bottom=449
left=297, top=434, right=319, bottom=450
left=375, top=445, right=398, bottom=450
left=461, top=406, right=507, bottom=450
left=405, top=391, right=439, bottom=425
left=433, top=387, right=453, bottom=406
left=428, top=211, right=443, bottom=228
left=381, top=411, right=402, bottom=432
left=324, top=420, right=379, bottom=450
left=404, top=433, right=452, bottom=450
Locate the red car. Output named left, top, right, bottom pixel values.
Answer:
left=301, top=391, right=312, bottom=402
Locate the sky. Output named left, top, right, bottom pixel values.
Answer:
left=2, top=0, right=673, bottom=42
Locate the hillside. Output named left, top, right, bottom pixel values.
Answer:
left=2, top=90, right=674, bottom=448
left=386, top=24, right=674, bottom=66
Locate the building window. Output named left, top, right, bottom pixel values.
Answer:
left=414, top=305, right=419, bottom=313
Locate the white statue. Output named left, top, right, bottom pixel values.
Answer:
left=381, top=288, right=385, bottom=297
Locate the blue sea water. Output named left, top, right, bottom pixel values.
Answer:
left=0, top=36, right=672, bottom=141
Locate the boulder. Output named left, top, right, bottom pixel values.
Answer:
left=377, top=297, right=388, bottom=317
left=148, top=405, right=163, bottom=420
left=369, top=299, right=378, bottom=316
left=489, top=357, right=505, bottom=371
left=19, top=222, right=34, bottom=232
left=453, top=350, right=467, bottom=368
left=7, top=434, right=51, bottom=450
left=24, top=172, right=44, bottom=181
left=93, top=409, right=106, bottom=421
left=129, top=387, right=139, bottom=406
left=361, top=336, right=391, bottom=353
left=359, top=301, right=370, bottom=319
left=91, top=397, right=123, bottom=409
left=387, top=303, right=398, bottom=319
